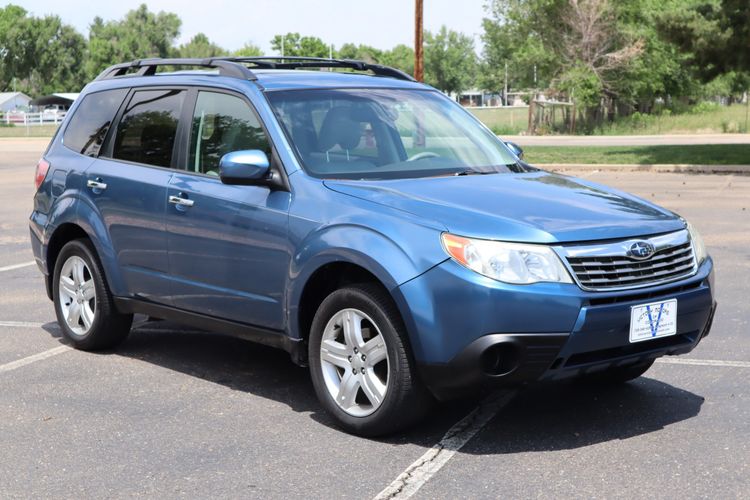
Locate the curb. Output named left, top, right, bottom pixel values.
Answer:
left=537, top=163, right=750, bottom=175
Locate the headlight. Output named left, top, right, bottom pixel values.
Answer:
left=687, top=221, right=708, bottom=264
left=441, top=233, right=573, bottom=284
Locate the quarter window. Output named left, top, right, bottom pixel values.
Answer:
left=188, top=91, right=271, bottom=176
left=62, top=88, right=128, bottom=157
left=112, top=89, right=186, bottom=168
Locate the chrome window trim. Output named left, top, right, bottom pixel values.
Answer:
left=554, top=229, right=699, bottom=292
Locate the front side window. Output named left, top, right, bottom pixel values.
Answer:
left=112, top=89, right=186, bottom=168
left=267, top=88, right=525, bottom=180
left=63, top=88, right=128, bottom=157
left=188, top=91, right=271, bottom=176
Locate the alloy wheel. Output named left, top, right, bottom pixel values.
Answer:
left=319, top=308, right=390, bottom=417
left=58, top=255, right=97, bottom=336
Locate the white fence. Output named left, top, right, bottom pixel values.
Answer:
left=1, top=111, right=67, bottom=126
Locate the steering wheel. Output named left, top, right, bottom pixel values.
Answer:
left=407, top=151, right=440, bottom=162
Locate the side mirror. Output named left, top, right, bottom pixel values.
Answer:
left=219, top=150, right=270, bottom=185
left=504, top=141, right=524, bottom=160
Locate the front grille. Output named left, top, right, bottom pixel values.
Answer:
left=559, top=230, right=698, bottom=291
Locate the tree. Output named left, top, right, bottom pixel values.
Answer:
left=481, top=0, right=565, bottom=92
left=176, top=33, right=225, bottom=58
left=381, top=44, right=415, bottom=76
left=554, top=0, right=643, bottom=106
left=0, top=5, right=86, bottom=94
left=423, top=26, right=477, bottom=94
left=659, top=0, right=750, bottom=81
left=270, top=33, right=330, bottom=57
left=86, top=4, right=181, bottom=79
left=0, top=5, right=31, bottom=91
left=481, top=0, right=704, bottom=122
left=28, top=16, right=87, bottom=94
left=233, top=42, right=263, bottom=57
left=337, top=43, right=383, bottom=63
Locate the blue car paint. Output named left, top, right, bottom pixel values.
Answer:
left=30, top=69, right=716, bottom=397
left=396, top=256, right=714, bottom=364
left=324, top=171, right=685, bottom=243
left=165, top=172, right=292, bottom=328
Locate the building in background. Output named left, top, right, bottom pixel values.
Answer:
left=0, top=92, right=32, bottom=112
left=30, top=93, right=79, bottom=112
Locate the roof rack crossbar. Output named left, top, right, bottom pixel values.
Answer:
left=94, top=58, right=258, bottom=81
left=217, top=56, right=416, bottom=82
left=94, top=56, right=416, bottom=83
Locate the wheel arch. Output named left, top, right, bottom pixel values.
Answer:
left=285, top=223, right=443, bottom=359
left=295, top=261, right=389, bottom=348
left=45, top=197, right=125, bottom=298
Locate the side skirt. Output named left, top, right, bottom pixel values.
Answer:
left=113, top=297, right=306, bottom=366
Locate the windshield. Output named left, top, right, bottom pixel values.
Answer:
left=267, top=88, right=530, bottom=180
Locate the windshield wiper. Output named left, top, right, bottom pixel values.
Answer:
left=453, top=169, right=496, bottom=176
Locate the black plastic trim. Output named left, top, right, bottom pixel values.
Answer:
left=114, top=297, right=305, bottom=365
left=94, top=57, right=416, bottom=83
left=96, top=58, right=258, bottom=81
left=418, top=333, right=569, bottom=400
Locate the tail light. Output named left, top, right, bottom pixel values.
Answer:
left=34, top=159, right=50, bottom=190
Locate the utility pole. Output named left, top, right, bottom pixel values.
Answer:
left=414, top=0, right=424, bottom=82
left=281, top=35, right=285, bottom=57
left=503, top=62, right=508, bottom=106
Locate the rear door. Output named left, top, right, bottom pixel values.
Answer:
left=165, top=89, right=291, bottom=329
left=84, top=88, right=187, bottom=304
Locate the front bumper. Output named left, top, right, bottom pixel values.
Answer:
left=395, top=257, right=715, bottom=400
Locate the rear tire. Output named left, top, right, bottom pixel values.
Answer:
left=53, top=239, right=132, bottom=350
left=581, top=359, right=655, bottom=385
left=308, top=284, right=432, bottom=436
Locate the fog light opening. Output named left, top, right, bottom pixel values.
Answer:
left=480, top=343, right=520, bottom=376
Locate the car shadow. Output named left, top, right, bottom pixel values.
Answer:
left=41, top=319, right=475, bottom=446
left=459, top=377, right=704, bottom=455
left=40, top=320, right=704, bottom=449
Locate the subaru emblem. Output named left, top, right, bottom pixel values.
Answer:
left=628, top=241, right=655, bottom=260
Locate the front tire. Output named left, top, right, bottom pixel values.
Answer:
left=53, top=239, right=132, bottom=350
left=308, top=284, right=431, bottom=436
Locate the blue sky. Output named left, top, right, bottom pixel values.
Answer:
left=14, top=0, right=488, bottom=54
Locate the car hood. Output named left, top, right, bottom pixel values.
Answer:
left=323, top=171, right=684, bottom=243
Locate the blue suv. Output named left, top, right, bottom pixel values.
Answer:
left=30, top=57, right=716, bottom=436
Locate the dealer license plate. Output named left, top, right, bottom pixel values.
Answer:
left=629, top=299, right=677, bottom=343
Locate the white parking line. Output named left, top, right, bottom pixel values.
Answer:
left=0, top=345, right=71, bottom=374
left=0, top=321, right=206, bottom=334
left=0, top=261, right=35, bottom=272
left=374, top=390, right=517, bottom=500
left=657, top=357, right=750, bottom=368
left=372, top=355, right=750, bottom=499
left=0, top=321, right=44, bottom=328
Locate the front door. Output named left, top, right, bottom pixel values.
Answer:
left=166, top=90, right=291, bottom=329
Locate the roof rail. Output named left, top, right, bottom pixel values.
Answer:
left=94, top=58, right=257, bottom=81
left=221, top=56, right=416, bottom=82
left=94, top=56, right=416, bottom=83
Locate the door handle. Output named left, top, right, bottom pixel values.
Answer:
left=86, top=179, right=107, bottom=191
left=168, top=195, right=195, bottom=208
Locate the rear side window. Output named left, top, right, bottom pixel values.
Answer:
left=112, top=89, right=186, bottom=168
left=62, top=88, right=128, bottom=157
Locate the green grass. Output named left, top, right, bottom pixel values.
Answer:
left=468, top=107, right=528, bottom=135
left=0, top=124, right=60, bottom=138
left=470, top=103, right=750, bottom=136
left=594, top=103, right=750, bottom=135
left=524, top=144, right=750, bottom=165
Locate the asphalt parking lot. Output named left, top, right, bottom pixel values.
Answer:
left=1, top=138, right=748, bottom=499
